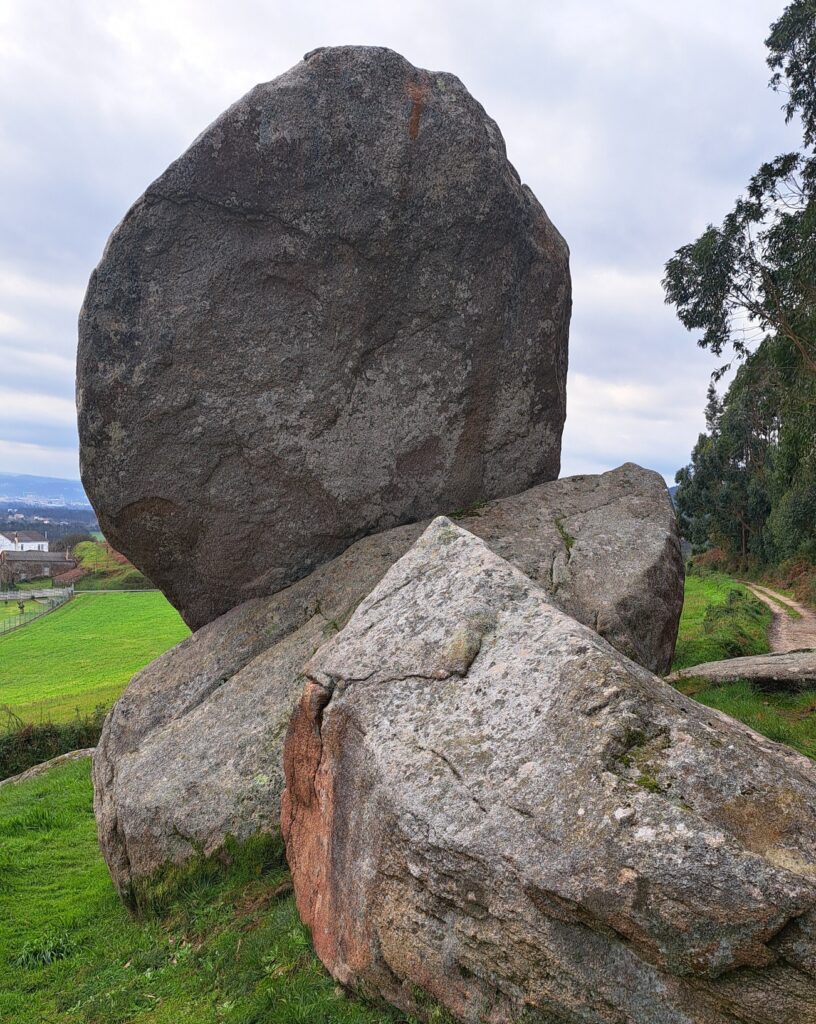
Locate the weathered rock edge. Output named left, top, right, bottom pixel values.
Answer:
left=93, top=464, right=682, bottom=900
left=78, top=44, right=571, bottom=630
left=0, top=748, right=95, bottom=788
left=282, top=517, right=816, bottom=1024
left=668, top=650, right=816, bottom=690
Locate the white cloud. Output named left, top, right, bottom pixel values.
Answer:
left=0, top=311, right=29, bottom=337
left=0, top=438, right=78, bottom=478
left=562, top=371, right=706, bottom=482
left=0, top=345, right=75, bottom=378
left=576, top=267, right=664, bottom=318
left=0, top=266, right=84, bottom=310
left=0, top=389, right=76, bottom=426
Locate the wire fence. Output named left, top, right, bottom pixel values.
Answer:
left=0, top=588, right=74, bottom=637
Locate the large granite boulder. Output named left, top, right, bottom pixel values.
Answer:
left=283, top=518, right=816, bottom=1024
left=93, top=464, right=682, bottom=901
left=77, top=45, right=571, bottom=630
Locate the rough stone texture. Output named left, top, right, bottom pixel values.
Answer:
left=669, top=650, right=816, bottom=690
left=93, top=465, right=681, bottom=899
left=77, top=44, right=571, bottom=630
left=283, top=518, right=816, bottom=1024
left=468, top=462, right=683, bottom=674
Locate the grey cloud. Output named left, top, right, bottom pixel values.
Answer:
left=0, top=0, right=794, bottom=480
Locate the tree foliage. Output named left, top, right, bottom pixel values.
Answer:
left=668, top=2, right=816, bottom=564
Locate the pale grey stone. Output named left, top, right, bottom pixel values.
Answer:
left=283, top=517, right=816, bottom=1024
left=93, top=465, right=682, bottom=899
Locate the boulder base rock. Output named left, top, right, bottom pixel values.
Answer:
left=93, top=464, right=682, bottom=900
left=669, top=649, right=816, bottom=690
left=283, top=518, right=816, bottom=1024
left=78, top=44, right=570, bottom=630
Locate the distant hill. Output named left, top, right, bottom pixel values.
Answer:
left=0, top=473, right=90, bottom=508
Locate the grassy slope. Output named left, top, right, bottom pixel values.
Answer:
left=73, top=541, right=152, bottom=591
left=0, top=593, right=189, bottom=723
left=0, top=760, right=412, bottom=1024
left=671, top=573, right=772, bottom=671
left=675, top=677, right=816, bottom=759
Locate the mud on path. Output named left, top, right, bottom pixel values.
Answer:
left=744, top=583, right=816, bottom=653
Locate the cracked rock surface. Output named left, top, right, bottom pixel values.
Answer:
left=77, top=44, right=570, bottom=631
left=93, top=464, right=681, bottom=899
left=282, top=517, right=816, bottom=1024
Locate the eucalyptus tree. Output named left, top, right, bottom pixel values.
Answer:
left=666, top=1, right=816, bottom=563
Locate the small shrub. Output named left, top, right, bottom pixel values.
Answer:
left=689, top=548, right=727, bottom=575
left=0, top=705, right=106, bottom=780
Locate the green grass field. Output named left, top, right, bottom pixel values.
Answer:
left=0, top=760, right=413, bottom=1024
left=0, top=597, right=42, bottom=622
left=0, top=593, right=189, bottom=724
left=671, top=573, right=772, bottom=671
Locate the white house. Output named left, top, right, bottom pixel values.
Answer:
left=0, top=530, right=49, bottom=552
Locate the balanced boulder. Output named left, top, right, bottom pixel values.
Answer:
left=283, top=518, right=816, bottom=1024
left=93, top=464, right=682, bottom=900
left=77, top=45, right=571, bottom=630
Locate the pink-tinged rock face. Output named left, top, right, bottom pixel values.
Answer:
left=282, top=518, right=816, bottom=1024
left=282, top=679, right=376, bottom=983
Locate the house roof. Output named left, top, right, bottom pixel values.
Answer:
left=0, top=530, right=47, bottom=543
left=53, top=567, right=85, bottom=584
left=0, top=550, right=72, bottom=562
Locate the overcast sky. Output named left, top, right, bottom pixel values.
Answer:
left=0, top=0, right=799, bottom=484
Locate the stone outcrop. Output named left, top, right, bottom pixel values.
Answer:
left=77, top=45, right=571, bottom=630
left=93, top=465, right=682, bottom=900
left=669, top=650, right=816, bottom=690
left=283, top=518, right=816, bottom=1024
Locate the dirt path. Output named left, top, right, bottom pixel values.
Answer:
left=744, top=583, right=816, bottom=653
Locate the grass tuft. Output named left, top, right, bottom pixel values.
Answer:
left=674, top=677, right=816, bottom=759
left=130, top=832, right=287, bottom=917
left=671, top=574, right=772, bottom=671
left=12, top=930, right=74, bottom=968
left=554, top=517, right=575, bottom=552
